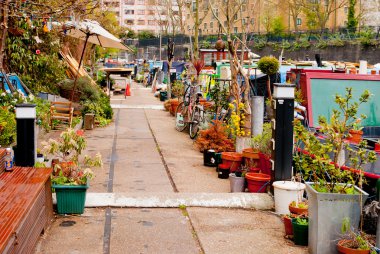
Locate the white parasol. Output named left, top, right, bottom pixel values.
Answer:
left=63, top=19, right=132, bottom=100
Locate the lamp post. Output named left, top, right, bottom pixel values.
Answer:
left=14, top=104, right=36, bottom=167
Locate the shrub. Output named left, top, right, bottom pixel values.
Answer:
left=257, top=56, right=280, bottom=76
left=195, top=120, right=235, bottom=152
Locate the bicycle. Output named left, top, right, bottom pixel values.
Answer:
left=175, top=80, right=206, bottom=139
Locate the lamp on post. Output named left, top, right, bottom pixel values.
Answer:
left=14, top=104, right=37, bottom=167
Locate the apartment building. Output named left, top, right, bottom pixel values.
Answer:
left=185, top=0, right=356, bottom=36
left=101, top=0, right=183, bottom=35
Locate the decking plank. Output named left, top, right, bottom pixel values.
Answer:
left=0, top=167, right=52, bottom=253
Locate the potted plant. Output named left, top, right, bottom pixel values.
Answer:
left=257, top=56, right=280, bottom=100
left=288, top=200, right=308, bottom=215
left=195, top=120, right=235, bottom=153
left=42, top=128, right=102, bottom=214
left=251, top=122, right=272, bottom=176
left=293, top=88, right=377, bottom=254
left=347, top=118, right=364, bottom=144
left=292, top=217, right=309, bottom=246
left=283, top=213, right=300, bottom=236
left=169, top=80, right=184, bottom=115
left=336, top=218, right=376, bottom=254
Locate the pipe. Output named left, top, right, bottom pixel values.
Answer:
left=251, top=96, right=264, bottom=136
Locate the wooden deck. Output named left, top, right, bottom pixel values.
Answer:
left=0, top=166, right=53, bottom=254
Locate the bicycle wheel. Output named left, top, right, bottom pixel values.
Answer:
left=175, top=102, right=189, bottom=132
left=189, top=106, right=203, bottom=139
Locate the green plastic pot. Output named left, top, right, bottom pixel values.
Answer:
left=292, top=218, right=308, bottom=246
left=53, top=183, right=89, bottom=214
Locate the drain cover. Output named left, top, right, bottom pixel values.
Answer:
left=59, top=220, right=76, bottom=227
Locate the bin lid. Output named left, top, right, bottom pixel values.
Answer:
left=272, top=181, right=305, bottom=191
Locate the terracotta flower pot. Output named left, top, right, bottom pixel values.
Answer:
left=242, top=148, right=260, bottom=159
left=347, top=129, right=363, bottom=144
left=258, top=152, right=272, bottom=176
left=289, top=205, right=308, bottom=215
left=245, top=173, right=271, bottom=193
left=221, top=152, right=243, bottom=172
left=283, top=216, right=294, bottom=235
left=337, top=239, right=370, bottom=254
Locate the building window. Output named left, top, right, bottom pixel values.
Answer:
left=296, top=18, right=301, bottom=26
left=137, top=20, right=145, bottom=25
left=137, top=10, right=145, bottom=15
left=125, top=20, right=134, bottom=25
left=344, top=6, right=348, bottom=14
left=136, top=0, right=144, bottom=4
left=148, top=20, right=155, bottom=25
left=250, top=18, right=254, bottom=25
left=125, top=10, right=134, bottom=15
left=124, top=0, right=135, bottom=4
left=204, top=23, right=207, bottom=29
left=234, top=14, right=238, bottom=20
left=210, top=22, right=213, bottom=28
left=234, top=27, right=238, bottom=33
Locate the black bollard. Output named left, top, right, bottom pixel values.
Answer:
left=271, top=83, right=296, bottom=181
left=14, top=104, right=36, bottom=167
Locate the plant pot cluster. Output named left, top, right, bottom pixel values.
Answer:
left=203, top=149, right=271, bottom=193
left=283, top=201, right=309, bottom=247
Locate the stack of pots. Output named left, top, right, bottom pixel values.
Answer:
left=220, top=152, right=243, bottom=173
left=242, top=148, right=260, bottom=172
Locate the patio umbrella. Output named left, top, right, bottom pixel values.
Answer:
left=63, top=19, right=131, bottom=100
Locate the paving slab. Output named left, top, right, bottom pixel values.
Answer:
left=145, top=109, right=231, bottom=193
left=188, top=207, right=308, bottom=254
left=34, top=208, right=105, bottom=254
left=110, top=208, right=200, bottom=254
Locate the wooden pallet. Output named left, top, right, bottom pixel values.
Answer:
left=50, top=101, right=74, bottom=128
left=0, top=167, right=53, bottom=254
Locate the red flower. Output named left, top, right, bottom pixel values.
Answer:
left=76, top=130, right=84, bottom=136
left=36, top=49, right=41, bottom=55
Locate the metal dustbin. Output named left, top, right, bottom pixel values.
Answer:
left=84, top=114, right=95, bottom=130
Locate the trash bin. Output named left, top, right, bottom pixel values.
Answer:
left=84, top=114, right=95, bottom=130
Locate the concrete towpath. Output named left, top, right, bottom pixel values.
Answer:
left=34, top=81, right=307, bottom=254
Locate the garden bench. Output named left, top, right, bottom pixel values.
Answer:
left=0, top=166, right=53, bottom=254
left=50, top=101, right=74, bottom=128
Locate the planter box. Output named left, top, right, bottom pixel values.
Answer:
left=53, top=183, right=88, bottom=214
left=305, top=182, right=368, bottom=254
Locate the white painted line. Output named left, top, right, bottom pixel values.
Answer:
left=111, top=104, right=164, bottom=110
left=83, top=192, right=274, bottom=210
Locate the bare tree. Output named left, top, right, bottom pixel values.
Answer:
left=287, top=0, right=303, bottom=33
left=300, top=0, right=348, bottom=32
left=184, top=0, right=210, bottom=60
left=209, top=0, right=259, bottom=135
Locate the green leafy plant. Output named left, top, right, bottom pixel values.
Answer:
left=171, top=80, right=185, bottom=98
left=257, top=56, right=279, bottom=100
left=251, top=123, right=272, bottom=156
left=294, top=88, right=377, bottom=193
left=290, top=201, right=308, bottom=209
left=42, top=128, right=103, bottom=185
left=0, top=107, right=16, bottom=147
left=338, top=218, right=376, bottom=253
left=209, top=82, right=229, bottom=116
left=295, top=217, right=308, bottom=226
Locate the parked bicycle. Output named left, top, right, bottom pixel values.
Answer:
left=175, top=80, right=206, bottom=139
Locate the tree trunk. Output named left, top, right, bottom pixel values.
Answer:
left=193, top=0, right=199, bottom=60
left=0, top=0, right=9, bottom=70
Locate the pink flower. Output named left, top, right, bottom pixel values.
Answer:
left=36, top=49, right=41, bottom=55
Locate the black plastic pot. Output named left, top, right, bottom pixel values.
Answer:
left=160, top=91, right=168, bottom=101
left=218, top=164, right=230, bottom=179
left=204, top=149, right=216, bottom=167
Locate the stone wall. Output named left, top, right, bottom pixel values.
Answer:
left=254, top=44, right=380, bottom=64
